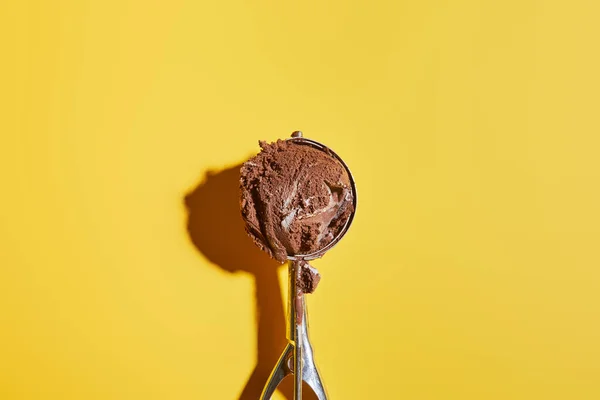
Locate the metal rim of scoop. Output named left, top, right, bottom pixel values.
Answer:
left=284, top=134, right=357, bottom=261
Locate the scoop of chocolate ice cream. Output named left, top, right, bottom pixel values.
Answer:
left=240, top=137, right=354, bottom=263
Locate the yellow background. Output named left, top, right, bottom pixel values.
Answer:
left=1, top=1, right=600, bottom=399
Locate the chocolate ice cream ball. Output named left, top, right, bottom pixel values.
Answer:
left=240, top=138, right=354, bottom=263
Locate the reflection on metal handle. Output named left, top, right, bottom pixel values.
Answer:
left=260, top=261, right=328, bottom=400
left=292, top=261, right=303, bottom=400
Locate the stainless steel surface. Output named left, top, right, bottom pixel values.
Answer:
left=292, top=261, right=303, bottom=400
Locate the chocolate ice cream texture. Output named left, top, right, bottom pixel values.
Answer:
left=240, top=136, right=355, bottom=264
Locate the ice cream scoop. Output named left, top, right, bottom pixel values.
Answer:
left=240, top=132, right=357, bottom=400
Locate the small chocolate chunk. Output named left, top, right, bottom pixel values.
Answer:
left=297, top=261, right=321, bottom=294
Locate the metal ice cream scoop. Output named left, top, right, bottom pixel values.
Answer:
left=260, top=131, right=357, bottom=400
